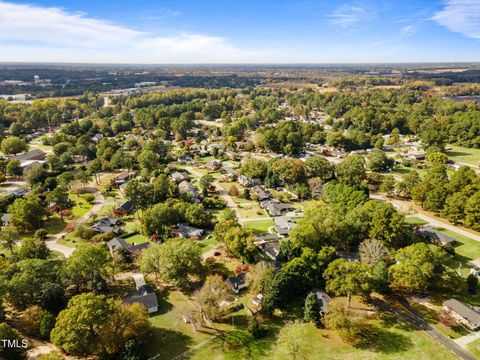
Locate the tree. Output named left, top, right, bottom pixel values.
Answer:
left=464, top=192, right=480, bottom=231
left=304, top=292, right=321, bottom=325
left=324, top=259, right=372, bottom=308
left=192, top=275, right=232, bottom=324
left=396, top=170, right=420, bottom=198
left=20, top=305, right=45, bottom=337
left=273, top=320, right=310, bottom=360
left=63, top=244, right=111, bottom=292
left=368, top=149, right=393, bottom=172
left=1, top=136, right=27, bottom=154
left=0, top=322, right=28, bottom=360
left=74, top=170, right=91, bottom=190
left=199, top=174, right=214, bottom=195
left=324, top=303, right=365, bottom=343
left=6, top=160, right=22, bottom=178
left=359, top=239, right=387, bottom=266
left=389, top=243, right=452, bottom=293
left=368, top=202, right=405, bottom=248
left=39, top=312, right=56, bottom=340
left=467, top=274, right=478, bottom=295
left=240, top=158, right=267, bottom=179
left=426, top=152, right=448, bottom=166
left=223, top=227, right=257, bottom=262
left=17, top=238, right=50, bottom=260
left=379, top=175, right=396, bottom=198
left=335, top=155, right=366, bottom=186
left=0, top=226, right=19, bottom=253
left=229, top=185, right=239, bottom=196
left=24, top=163, right=48, bottom=186
left=141, top=240, right=203, bottom=290
left=8, top=197, right=44, bottom=231
left=45, top=186, right=70, bottom=221
left=247, top=261, right=275, bottom=295
left=304, top=156, right=334, bottom=182
left=50, top=293, right=115, bottom=356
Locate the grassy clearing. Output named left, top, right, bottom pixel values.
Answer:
left=404, top=217, right=428, bottom=226
left=447, top=145, right=480, bottom=167
left=242, top=220, right=275, bottom=234
left=237, top=204, right=268, bottom=220
left=467, top=338, right=480, bottom=359
left=69, top=193, right=94, bottom=218
left=198, top=236, right=220, bottom=253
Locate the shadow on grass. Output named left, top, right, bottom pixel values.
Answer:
left=355, top=324, right=412, bottom=354
left=146, top=327, right=194, bottom=359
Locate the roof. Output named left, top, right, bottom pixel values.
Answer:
left=117, top=201, right=136, bottom=212
left=107, top=237, right=130, bottom=252
left=262, top=200, right=291, bottom=216
left=415, top=226, right=456, bottom=245
left=257, top=240, right=281, bottom=260
left=10, top=149, right=46, bottom=161
left=444, top=299, right=480, bottom=327
left=177, top=223, right=204, bottom=238
left=124, top=292, right=159, bottom=310
left=228, top=273, right=247, bottom=288
left=251, top=185, right=271, bottom=200
left=274, top=216, right=296, bottom=230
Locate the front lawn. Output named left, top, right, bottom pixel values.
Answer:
left=237, top=204, right=268, bottom=220
left=447, top=145, right=480, bottom=167
left=467, top=338, right=480, bottom=358
left=242, top=220, right=275, bottom=234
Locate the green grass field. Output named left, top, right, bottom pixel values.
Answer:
left=69, top=193, right=94, bottom=218
left=447, top=145, right=480, bottom=167
left=242, top=220, right=275, bottom=234
left=237, top=204, right=268, bottom=220
left=467, top=338, right=480, bottom=359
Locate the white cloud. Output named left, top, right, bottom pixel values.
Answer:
left=328, top=2, right=375, bottom=28
left=433, top=0, right=480, bottom=39
left=401, top=25, right=417, bottom=37
left=0, top=1, right=259, bottom=63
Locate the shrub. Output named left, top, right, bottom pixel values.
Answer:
left=74, top=225, right=95, bottom=240
left=83, top=193, right=96, bottom=204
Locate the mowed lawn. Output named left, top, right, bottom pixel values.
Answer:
left=447, top=145, right=480, bottom=167
left=242, top=219, right=275, bottom=234
left=188, top=315, right=458, bottom=360
left=467, top=338, right=480, bottom=359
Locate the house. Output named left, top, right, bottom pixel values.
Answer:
left=414, top=225, right=456, bottom=246
left=410, top=153, right=426, bottom=161
left=112, top=172, right=134, bottom=185
left=222, top=168, right=239, bottom=181
left=114, top=201, right=136, bottom=215
left=170, top=171, right=189, bottom=182
left=228, top=273, right=248, bottom=294
left=178, top=181, right=200, bottom=200
left=175, top=223, right=204, bottom=239
left=92, top=133, right=104, bottom=143
left=20, top=160, right=47, bottom=173
left=238, top=175, right=261, bottom=188
left=250, top=185, right=271, bottom=201
left=107, top=237, right=130, bottom=253
left=10, top=149, right=46, bottom=162
left=256, top=240, right=281, bottom=261
left=206, top=159, right=222, bottom=171
left=312, top=289, right=332, bottom=315
left=261, top=200, right=291, bottom=217
left=274, top=216, right=297, bottom=236
left=92, top=216, right=122, bottom=234
left=124, top=283, right=159, bottom=314
left=178, top=154, right=194, bottom=164
left=107, top=237, right=150, bottom=256
left=443, top=299, right=480, bottom=330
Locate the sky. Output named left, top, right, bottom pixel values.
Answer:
left=1, top=0, right=480, bottom=64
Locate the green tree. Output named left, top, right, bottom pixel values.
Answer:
left=8, top=198, right=44, bottom=231
left=0, top=226, right=19, bottom=253
left=368, top=149, right=393, bottom=172
left=1, top=136, right=27, bottom=154
left=273, top=320, right=309, bottom=360
left=141, top=240, right=202, bottom=290
left=464, top=192, right=480, bottom=231
left=324, top=259, right=372, bottom=308
left=335, top=155, right=366, bottom=186
left=379, top=175, right=396, bottom=198
left=223, top=227, right=257, bottom=262
left=240, top=158, right=268, bottom=179
left=0, top=322, right=28, bottom=360
left=199, top=174, right=214, bottom=195
left=304, top=292, right=321, bottom=325
left=6, top=160, right=22, bottom=178
left=305, top=156, right=334, bottom=181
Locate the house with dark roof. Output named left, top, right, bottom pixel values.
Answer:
left=228, top=273, right=247, bottom=294
left=114, top=201, right=136, bottom=215
left=112, top=172, right=135, bottom=185
left=178, top=154, right=194, bottom=164
left=124, top=284, right=159, bottom=314
left=92, top=216, right=122, bottom=234
left=10, top=149, right=46, bottom=162
left=107, top=237, right=150, bottom=256
left=274, top=216, right=297, bottom=236
left=312, top=289, right=332, bottom=315
left=261, top=200, right=292, bottom=217
left=250, top=185, right=271, bottom=201
left=256, top=240, right=281, bottom=261
left=443, top=299, right=480, bottom=330
left=414, top=225, right=457, bottom=246
left=175, top=223, right=204, bottom=239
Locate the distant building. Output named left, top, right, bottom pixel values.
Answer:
left=273, top=216, right=297, bottom=236
left=10, top=149, right=46, bottom=162
left=124, top=278, right=159, bottom=314
left=250, top=185, right=271, bottom=201
left=170, top=171, right=189, bottom=183
left=228, top=273, right=248, bottom=294
left=107, top=237, right=150, bottom=256
left=174, top=223, right=204, bottom=239
left=238, top=175, right=261, bottom=188
left=178, top=181, right=200, bottom=201
left=443, top=299, right=480, bottom=330
left=206, top=159, right=222, bottom=171
left=261, top=200, right=291, bottom=217
left=92, top=216, right=123, bottom=234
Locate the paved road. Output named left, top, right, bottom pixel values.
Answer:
left=375, top=297, right=476, bottom=360
left=45, top=188, right=105, bottom=258
left=370, top=193, right=480, bottom=242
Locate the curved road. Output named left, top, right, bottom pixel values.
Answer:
left=45, top=188, right=105, bottom=258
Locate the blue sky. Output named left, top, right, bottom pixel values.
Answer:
left=1, top=0, right=480, bottom=63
